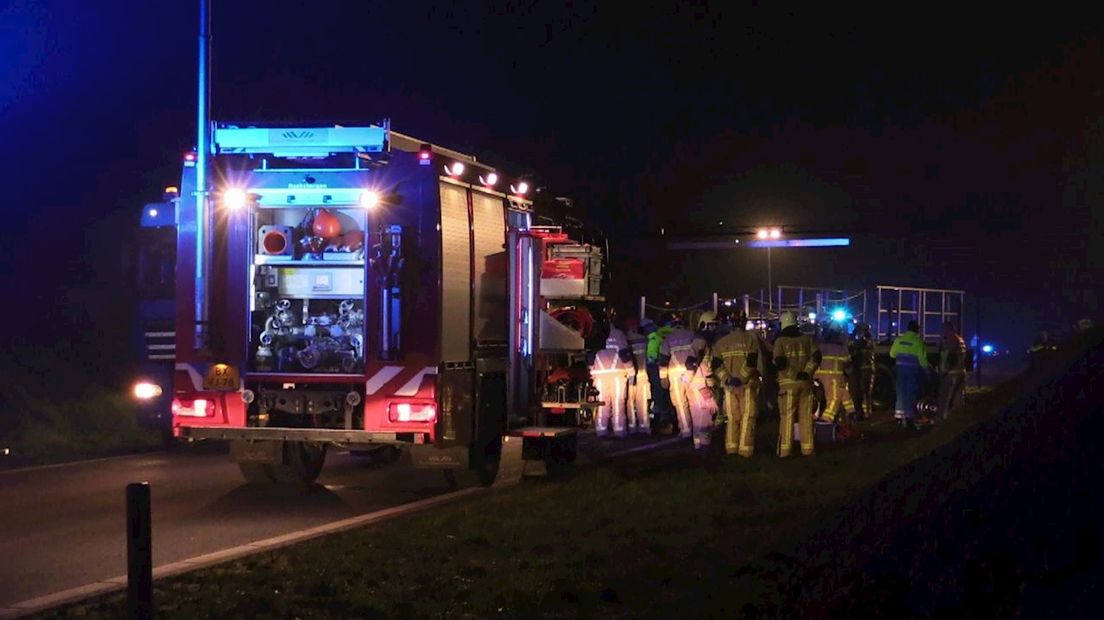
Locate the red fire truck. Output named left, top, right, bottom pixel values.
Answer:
left=167, top=122, right=606, bottom=485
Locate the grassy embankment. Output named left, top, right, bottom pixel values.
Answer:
left=0, top=341, right=162, bottom=467
left=36, top=343, right=1065, bottom=620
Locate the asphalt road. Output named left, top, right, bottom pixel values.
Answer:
left=0, top=445, right=482, bottom=608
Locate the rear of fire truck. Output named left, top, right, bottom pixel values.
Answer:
left=171, top=122, right=531, bottom=485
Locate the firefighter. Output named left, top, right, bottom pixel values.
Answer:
left=684, top=311, right=721, bottom=450
left=659, top=313, right=696, bottom=439
left=590, top=337, right=633, bottom=437
left=604, top=309, right=630, bottom=353
left=711, top=310, right=761, bottom=457
left=890, top=320, right=930, bottom=427
left=817, top=329, right=855, bottom=425
left=646, top=316, right=675, bottom=434
left=625, top=317, right=651, bottom=434
left=773, top=310, right=822, bottom=457
left=849, top=323, right=876, bottom=419
left=937, top=321, right=967, bottom=422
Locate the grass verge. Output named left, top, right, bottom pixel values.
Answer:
left=34, top=371, right=1040, bottom=619
left=0, top=342, right=163, bottom=468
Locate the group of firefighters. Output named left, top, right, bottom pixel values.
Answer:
left=588, top=307, right=970, bottom=457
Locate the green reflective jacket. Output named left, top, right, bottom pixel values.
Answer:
left=647, top=326, right=673, bottom=363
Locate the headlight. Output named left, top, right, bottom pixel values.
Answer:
left=133, top=382, right=163, bottom=400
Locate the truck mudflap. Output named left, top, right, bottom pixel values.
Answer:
left=408, top=445, right=470, bottom=469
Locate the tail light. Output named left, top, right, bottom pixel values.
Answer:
left=388, top=401, right=436, bottom=423
left=172, top=398, right=212, bottom=418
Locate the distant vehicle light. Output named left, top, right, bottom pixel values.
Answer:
left=164, top=186, right=179, bottom=194
left=360, top=190, right=380, bottom=209
left=388, top=401, right=436, bottom=423
left=770, top=227, right=782, bottom=239
left=149, top=208, right=159, bottom=217
left=222, top=188, right=247, bottom=210
left=757, top=228, right=769, bottom=240
left=133, top=382, right=163, bottom=400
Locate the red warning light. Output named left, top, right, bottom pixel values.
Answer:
left=418, top=143, right=432, bottom=166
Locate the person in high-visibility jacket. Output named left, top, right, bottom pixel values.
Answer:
left=773, top=310, right=821, bottom=457
left=647, top=317, right=675, bottom=433
left=658, top=314, right=696, bottom=438
left=684, top=311, right=720, bottom=450
left=817, top=329, right=854, bottom=424
left=936, top=321, right=967, bottom=421
left=711, top=311, right=761, bottom=456
left=848, top=323, right=876, bottom=419
left=625, top=318, right=651, bottom=434
left=590, top=340, right=634, bottom=437
left=890, top=320, right=930, bottom=426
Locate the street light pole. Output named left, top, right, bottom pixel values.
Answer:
left=758, top=227, right=782, bottom=314
left=767, top=246, right=772, bottom=312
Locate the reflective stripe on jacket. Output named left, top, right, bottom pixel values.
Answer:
left=712, top=330, right=759, bottom=383
left=773, top=331, right=821, bottom=384
left=817, top=342, right=851, bottom=376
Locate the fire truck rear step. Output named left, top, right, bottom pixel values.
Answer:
left=183, top=427, right=428, bottom=445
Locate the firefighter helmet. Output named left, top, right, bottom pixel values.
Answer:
left=780, top=310, right=798, bottom=329
left=698, top=310, right=718, bottom=331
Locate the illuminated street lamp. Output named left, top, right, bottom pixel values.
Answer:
left=757, top=227, right=783, bottom=311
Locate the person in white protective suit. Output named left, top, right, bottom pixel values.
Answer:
left=625, top=317, right=651, bottom=434
left=658, top=313, right=696, bottom=438
left=683, top=311, right=720, bottom=450
left=590, top=337, right=634, bottom=437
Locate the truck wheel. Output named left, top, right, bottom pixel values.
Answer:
left=268, top=441, right=327, bottom=485
left=238, top=463, right=275, bottom=484
left=352, top=445, right=401, bottom=466
left=545, top=435, right=577, bottom=479
left=872, top=364, right=896, bottom=412
left=471, top=438, right=502, bottom=487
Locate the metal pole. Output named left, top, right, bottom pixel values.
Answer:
left=712, top=292, right=718, bottom=315
left=639, top=296, right=646, bottom=323
left=194, top=0, right=212, bottom=352
left=975, top=296, right=982, bottom=387
left=766, top=246, right=772, bottom=312
left=127, top=483, right=153, bottom=620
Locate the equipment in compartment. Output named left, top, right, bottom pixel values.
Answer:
left=258, top=225, right=294, bottom=256
left=539, top=243, right=603, bottom=298
left=253, top=298, right=365, bottom=373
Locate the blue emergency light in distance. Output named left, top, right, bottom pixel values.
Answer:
left=831, top=308, right=848, bottom=322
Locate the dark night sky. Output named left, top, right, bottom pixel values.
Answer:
left=1, top=1, right=1101, bottom=357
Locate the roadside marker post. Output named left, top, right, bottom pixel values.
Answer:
left=126, top=482, right=152, bottom=620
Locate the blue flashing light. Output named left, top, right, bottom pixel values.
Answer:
left=982, top=344, right=994, bottom=354
left=831, top=309, right=847, bottom=322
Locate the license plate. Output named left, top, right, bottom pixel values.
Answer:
left=203, top=363, right=240, bottom=391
